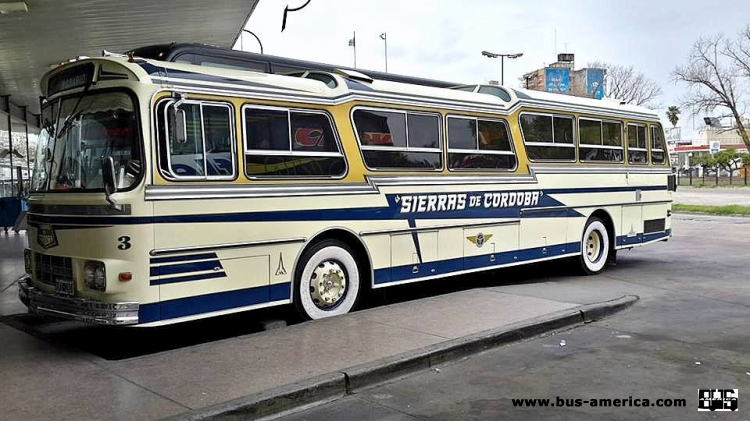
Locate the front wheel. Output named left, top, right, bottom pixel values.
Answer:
left=293, top=239, right=361, bottom=320
left=579, top=217, right=610, bottom=275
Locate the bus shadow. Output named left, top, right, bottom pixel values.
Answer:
left=4, top=258, right=582, bottom=361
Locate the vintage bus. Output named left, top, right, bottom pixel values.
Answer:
left=19, top=52, right=674, bottom=326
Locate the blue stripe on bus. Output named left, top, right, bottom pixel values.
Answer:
left=25, top=185, right=669, bottom=227
left=616, top=229, right=671, bottom=247
left=150, top=260, right=223, bottom=277
left=374, top=242, right=581, bottom=285
left=138, top=282, right=291, bottom=323
left=150, top=271, right=226, bottom=286
left=150, top=253, right=218, bottom=264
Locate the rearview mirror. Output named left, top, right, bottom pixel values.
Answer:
left=101, top=156, right=121, bottom=211
left=101, top=156, right=117, bottom=195
left=168, top=103, right=188, bottom=144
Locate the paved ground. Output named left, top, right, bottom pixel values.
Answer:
left=0, top=230, right=26, bottom=316
left=282, top=214, right=750, bottom=420
left=1, top=215, right=746, bottom=420
left=674, top=186, right=750, bottom=206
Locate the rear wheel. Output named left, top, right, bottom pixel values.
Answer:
left=293, top=239, right=361, bottom=320
left=579, top=217, right=610, bottom=275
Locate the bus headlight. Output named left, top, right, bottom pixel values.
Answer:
left=83, top=261, right=106, bottom=291
left=24, top=249, right=32, bottom=274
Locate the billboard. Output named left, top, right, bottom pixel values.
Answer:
left=545, top=68, right=569, bottom=94
left=586, top=68, right=605, bottom=99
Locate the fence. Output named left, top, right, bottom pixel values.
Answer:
left=677, top=168, right=749, bottom=187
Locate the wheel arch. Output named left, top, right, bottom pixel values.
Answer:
left=290, top=227, right=374, bottom=303
left=588, top=208, right=616, bottom=250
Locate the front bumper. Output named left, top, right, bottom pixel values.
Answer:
left=18, top=278, right=140, bottom=326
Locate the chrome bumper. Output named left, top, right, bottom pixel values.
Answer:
left=18, top=278, right=140, bottom=326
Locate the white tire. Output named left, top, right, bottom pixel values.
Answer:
left=580, top=218, right=610, bottom=275
left=294, top=240, right=361, bottom=320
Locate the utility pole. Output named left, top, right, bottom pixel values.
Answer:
left=348, top=31, right=357, bottom=68
left=380, top=32, right=388, bottom=72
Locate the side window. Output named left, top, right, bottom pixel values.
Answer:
left=520, top=113, right=575, bottom=161
left=447, top=117, right=516, bottom=170
left=353, top=108, right=442, bottom=170
left=244, top=106, right=345, bottom=177
left=158, top=100, right=236, bottom=180
left=578, top=118, right=623, bottom=163
left=627, top=124, right=648, bottom=164
left=650, top=124, right=667, bottom=165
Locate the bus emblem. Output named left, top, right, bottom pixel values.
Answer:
left=37, top=224, right=59, bottom=249
left=467, top=233, right=493, bottom=248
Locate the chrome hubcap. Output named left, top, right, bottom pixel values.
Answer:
left=309, top=260, right=347, bottom=309
left=586, top=231, right=602, bottom=263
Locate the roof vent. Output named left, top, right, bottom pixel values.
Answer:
left=333, top=68, right=373, bottom=84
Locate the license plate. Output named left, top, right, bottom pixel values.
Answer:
left=55, top=278, right=74, bottom=296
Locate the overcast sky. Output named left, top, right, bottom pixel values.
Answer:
left=236, top=0, right=750, bottom=138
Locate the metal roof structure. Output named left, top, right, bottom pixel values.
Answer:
left=0, top=0, right=259, bottom=115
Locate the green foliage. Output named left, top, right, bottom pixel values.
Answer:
left=673, top=203, right=750, bottom=216
left=713, top=150, right=743, bottom=172
left=666, top=106, right=680, bottom=128
left=739, top=152, right=750, bottom=166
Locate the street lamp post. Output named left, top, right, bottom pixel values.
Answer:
left=481, top=51, right=523, bottom=85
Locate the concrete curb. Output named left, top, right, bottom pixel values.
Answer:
left=165, top=294, right=638, bottom=420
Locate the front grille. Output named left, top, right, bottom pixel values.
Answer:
left=644, top=218, right=666, bottom=234
left=34, top=253, right=73, bottom=286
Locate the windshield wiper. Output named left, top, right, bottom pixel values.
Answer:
left=49, top=81, right=93, bottom=189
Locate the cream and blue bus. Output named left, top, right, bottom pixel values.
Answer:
left=19, top=51, right=674, bottom=326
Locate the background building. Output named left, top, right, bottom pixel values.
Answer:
left=522, top=54, right=605, bottom=99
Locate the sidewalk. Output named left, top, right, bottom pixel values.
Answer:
left=0, top=281, right=635, bottom=421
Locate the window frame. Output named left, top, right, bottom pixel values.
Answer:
left=626, top=123, right=649, bottom=165
left=649, top=123, right=667, bottom=166
left=518, top=111, right=577, bottom=163
left=157, top=97, right=238, bottom=182
left=242, top=103, right=347, bottom=179
left=446, top=114, right=518, bottom=172
left=350, top=106, right=444, bottom=172
left=577, top=117, right=624, bottom=163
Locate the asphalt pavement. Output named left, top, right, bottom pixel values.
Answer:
left=674, top=186, right=750, bottom=206
left=282, top=214, right=750, bottom=420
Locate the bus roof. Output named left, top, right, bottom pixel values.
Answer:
left=127, top=43, right=463, bottom=89
left=42, top=56, right=660, bottom=121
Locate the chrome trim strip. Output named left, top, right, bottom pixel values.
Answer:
left=27, top=204, right=132, bottom=216
left=529, top=165, right=672, bottom=174
left=359, top=219, right=521, bottom=236
left=520, top=200, right=673, bottom=213
left=145, top=183, right=376, bottom=200
left=149, top=237, right=307, bottom=256
left=20, top=279, right=139, bottom=326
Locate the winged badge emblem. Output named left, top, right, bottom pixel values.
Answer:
left=466, top=232, right=493, bottom=248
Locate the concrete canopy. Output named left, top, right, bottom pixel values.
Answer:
left=0, top=0, right=259, bottom=114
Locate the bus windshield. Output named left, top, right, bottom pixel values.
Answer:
left=31, top=91, right=141, bottom=192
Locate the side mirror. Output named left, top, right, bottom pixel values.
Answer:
left=101, top=156, right=117, bottom=195
left=169, top=103, right=188, bottom=144
left=101, top=157, right=121, bottom=210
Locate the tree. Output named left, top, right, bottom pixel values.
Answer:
left=690, top=153, right=718, bottom=176
left=714, top=149, right=743, bottom=177
left=588, top=61, right=663, bottom=107
left=666, top=106, right=680, bottom=128
left=673, top=29, right=750, bottom=148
